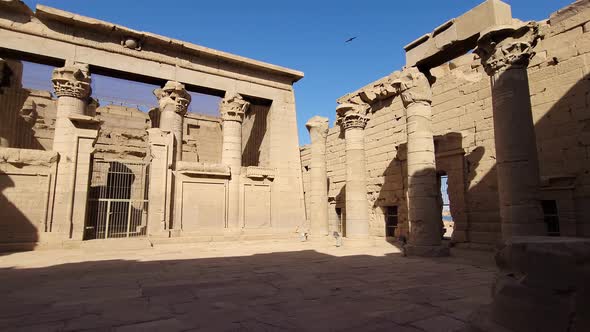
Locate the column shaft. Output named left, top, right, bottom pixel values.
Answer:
left=344, top=126, right=369, bottom=238
left=159, top=110, right=183, bottom=163
left=406, top=101, right=441, bottom=246
left=476, top=22, right=545, bottom=239
left=222, top=120, right=242, bottom=229
left=154, top=81, right=191, bottom=166
left=220, top=94, right=249, bottom=229
left=491, top=68, right=544, bottom=237
left=51, top=64, right=92, bottom=237
left=395, top=67, right=448, bottom=256
left=306, top=116, right=329, bottom=237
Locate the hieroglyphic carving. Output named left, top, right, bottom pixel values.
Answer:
left=219, top=94, right=249, bottom=122
left=475, top=22, right=541, bottom=76
left=51, top=63, right=91, bottom=99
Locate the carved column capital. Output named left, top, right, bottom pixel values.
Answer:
left=154, top=81, right=191, bottom=115
left=51, top=63, right=91, bottom=99
left=475, top=22, right=541, bottom=76
left=336, top=103, right=369, bottom=130
left=393, top=67, right=432, bottom=107
left=306, top=116, right=329, bottom=141
left=219, top=94, right=250, bottom=123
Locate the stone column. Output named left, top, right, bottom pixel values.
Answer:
left=396, top=67, right=448, bottom=256
left=220, top=94, right=250, bottom=229
left=51, top=63, right=92, bottom=237
left=476, top=22, right=544, bottom=238
left=336, top=104, right=369, bottom=239
left=306, top=116, right=330, bottom=237
left=154, top=81, right=191, bottom=164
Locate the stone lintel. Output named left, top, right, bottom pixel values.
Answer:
left=68, top=113, right=100, bottom=124
left=176, top=161, right=231, bottom=177
left=245, top=166, right=276, bottom=180
left=33, top=5, right=304, bottom=83
left=404, top=0, right=512, bottom=68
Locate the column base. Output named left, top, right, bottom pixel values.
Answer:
left=404, top=244, right=450, bottom=257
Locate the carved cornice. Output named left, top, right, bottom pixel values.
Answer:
left=392, top=67, right=432, bottom=107
left=336, top=103, right=369, bottom=130
left=176, top=161, right=230, bottom=177
left=219, top=94, right=250, bottom=122
left=245, top=166, right=276, bottom=180
left=475, top=22, right=541, bottom=76
left=154, top=81, right=191, bottom=116
left=51, top=63, right=91, bottom=99
left=305, top=116, right=329, bottom=141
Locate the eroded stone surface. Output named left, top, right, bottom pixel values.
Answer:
left=469, top=237, right=590, bottom=332
left=0, top=241, right=496, bottom=331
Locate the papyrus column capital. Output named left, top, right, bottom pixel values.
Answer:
left=475, top=22, right=541, bottom=76
left=51, top=63, right=91, bottom=100
left=336, top=103, right=369, bottom=130
left=306, top=116, right=329, bottom=141
left=394, top=67, right=432, bottom=107
left=154, top=81, right=191, bottom=116
left=220, top=94, right=249, bottom=123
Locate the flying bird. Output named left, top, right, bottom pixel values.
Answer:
left=345, top=36, right=357, bottom=43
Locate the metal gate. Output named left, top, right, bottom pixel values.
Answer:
left=85, top=160, right=149, bottom=239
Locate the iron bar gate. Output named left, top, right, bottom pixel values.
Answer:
left=85, top=160, right=149, bottom=239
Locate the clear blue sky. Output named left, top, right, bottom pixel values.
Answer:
left=22, top=0, right=572, bottom=145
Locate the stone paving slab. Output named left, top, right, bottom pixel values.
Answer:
left=0, top=240, right=495, bottom=331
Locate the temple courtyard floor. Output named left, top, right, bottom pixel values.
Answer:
left=0, top=240, right=496, bottom=331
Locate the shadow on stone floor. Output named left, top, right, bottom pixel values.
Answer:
left=0, top=248, right=496, bottom=331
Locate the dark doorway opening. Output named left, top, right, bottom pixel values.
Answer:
left=385, top=206, right=398, bottom=237
left=542, top=200, right=560, bottom=236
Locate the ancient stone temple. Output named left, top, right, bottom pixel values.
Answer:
left=0, top=2, right=305, bottom=248
left=1, top=0, right=590, bottom=331
left=298, top=0, right=590, bottom=330
left=301, top=0, right=590, bottom=249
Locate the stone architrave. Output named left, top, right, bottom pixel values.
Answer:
left=50, top=63, right=95, bottom=238
left=153, top=81, right=191, bottom=164
left=306, top=116, right=330, bottom=237
left=475, top=22, right=545, bottom=238
left=220, top=93, right=250, bottom=229
left=336, top=103, right=370, bottom=239
left=395, top=67, right=448, bottom=257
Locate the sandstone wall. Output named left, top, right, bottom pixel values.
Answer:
left=183, top=113, right=223, bottom=164
left=300, top=0, right=590, bottom=244
left=0, top=148, right=58, bottom=246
